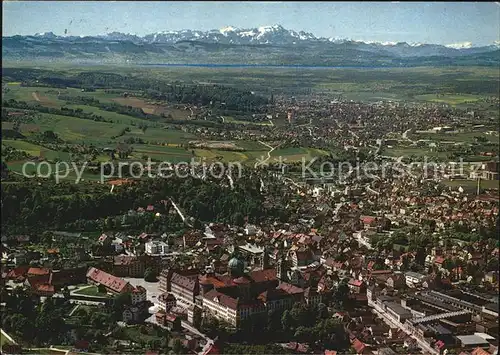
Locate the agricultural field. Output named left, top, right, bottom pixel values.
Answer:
left=443, top=179, right=499, bottom=191
left=0, top=330, right=13, bottom=347
left=223, top=116, right=273, bottom=126
left=2, top=65, right=498, bottom=181
left=112, top=96, right=191, bottom=119
left=271, top=147, right=330, bottom=162
left=414, top=93, right=484, bottom=106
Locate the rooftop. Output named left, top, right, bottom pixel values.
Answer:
left=456, top=335, right=490, bottom=346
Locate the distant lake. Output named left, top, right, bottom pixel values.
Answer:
left=139, top=63, right=404, bottom=69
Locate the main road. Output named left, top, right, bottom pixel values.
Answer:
left=368, top=300, right=438, bottom=355
left=127, top=277, right=214, bottom=355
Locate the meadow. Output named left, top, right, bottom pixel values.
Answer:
left=2, top=64, right=498, bottom=180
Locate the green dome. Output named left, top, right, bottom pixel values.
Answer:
left=228, top=257, right=244, bottom=276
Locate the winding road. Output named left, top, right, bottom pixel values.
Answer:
left=254, top=141, right=281, bottom=168
left=169, top=198, right=193, bottom=227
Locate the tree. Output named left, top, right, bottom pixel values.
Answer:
left=231, top=212, right=245, bottom=226
left=334, top=279, right=350, bottom=309
left=111, top=292, right=132, bottom=320
left=281, top=310, right=293, bottom=333
left=317, top=303, right=329, bottom=320
left=294, top=326, right=313, bottom=344
left=267, top=309, right=281, bottom=333
left=144, top=267, right=158, bottom=282
left=98, top=284, right=107, bottom=294
left=172, top=338, right=184, bottom=354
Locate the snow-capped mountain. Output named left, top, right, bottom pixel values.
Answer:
left=3, top=25, right=499, bottom=65
left=19, top=25, right=500, bottom=53
left=446, top=42, right=474, bottom=49
left=138, top=25, right=320, bottom=45
left=34, top=32, right=58, bottom=39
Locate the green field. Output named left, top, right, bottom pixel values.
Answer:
left=2, top=65, right=498, bottom=178
left=223, top=116, right=273, bottom=126
left=0, top=330, right=14, bottom=346
left=73, top=285, right=109, bottom=297
left=414, top=93, right=484, bottom=105
left=443, top=179, right=499, bottom=190
left=411, top=131, right=499, bottom=143
left=271, top=147, right=330, bottom=162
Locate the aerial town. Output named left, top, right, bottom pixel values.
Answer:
left=1, top=89, right=499, bottom=354
left=2, top=2, right=500, bottom=355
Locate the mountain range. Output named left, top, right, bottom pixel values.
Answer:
left=3, top=25, right=499, bottom=66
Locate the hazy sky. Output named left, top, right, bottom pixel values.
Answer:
left=3, top=1, right=500, bottom=46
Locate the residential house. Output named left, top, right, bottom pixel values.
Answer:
left=348, top=279, right=366, bottom=294
left=289, top=248, right=315, bottom=267
left=86, top=267, right=134, bottom=294
left=145, top=240, right=169, bottom=256
left=122, top=303, right=149, bottom=324
left=158, top=292, right=177, bottom=311
left=483, top=271, right=498, bottom=284
left=156, top=311, right=182, bottom=331
left=131, top=285, right=147, bottom=304
left=386, top=273, right=405, bottom=289
left=405, top=271, right=426, bottom=287
left=351, top=338, right=370, bottom=354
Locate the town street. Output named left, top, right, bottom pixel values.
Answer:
left=145, top=313, right=213, bottom=355
left=368, top=300, right=438, bottom=355
left=127, top=277, right=214, bottom=354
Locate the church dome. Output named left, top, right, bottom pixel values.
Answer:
left=228, top=256, right=244, bottom=276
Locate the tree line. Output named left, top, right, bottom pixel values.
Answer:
left=3, top=99, right=110, bottom=123
left=3, top=68, right=270, bottom=113
left=1, top=175, right=283, bottom=234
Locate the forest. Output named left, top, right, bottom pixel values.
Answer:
left=0, top=175, right=287, bottom=235
left=2, top=68, right=270, bottom=113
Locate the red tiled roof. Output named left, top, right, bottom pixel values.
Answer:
left=351, top=338, right=366, bottom=353
left=471, top=348, right=490, bottom=355
left=203, top=289, right=238, bottom=310
left=6, top=266, right=30, bottom=279
left=277, top=282, right=304, bottom=295
left=132, top=286, right=146, bottom=293
left=434, top=256, right=445, bottom=264
left=28, top=267, right=51, bottom=276
left=26, top=274, right=51, bottom=287
left=249, top=268, right=277, bottom=283
left=199, top=275, right=228, bottom=288
left=435, top=340, right=445, bottom=349
left=165, top=313, right=178, bottom=323
left=349, top=279, right=363, bottom=287
left=171, top=272, right=198, bottom=292
left=108, top=179, right=133, bottom=186
left=233, top=276, right=251, bottom=284
left=294, top=249, right=313, bottom=261
left=203, top=344, right=220, bottom=355
left=86, top=267, right=130, bottom=293
left=114, top=255, right=137, bottom=265
left=361, top=216, right=376, bottom=225
left=35, top=283, right=55, bottom=293
left=367, top=261, right=375, bottom=271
